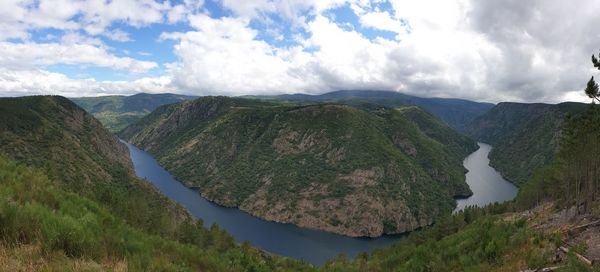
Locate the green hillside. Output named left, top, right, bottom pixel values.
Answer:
left=251, top=90, right=495, bottom=132
left=466, top=102, right=586, bottom=186
left=0, top=96, right=307, bottom=271
left=1, top=95, right=595, bottom=271
left=71, top=93, right=196, bottom=132
left=121, top=96, right=477, bottom=237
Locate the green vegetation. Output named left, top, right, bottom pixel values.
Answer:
left=1, top=91, right=597, bottom=270
left=466, top=101, right=586, bottom=186
left=516, top=100, right=600, bottom=214
left=71, top=93, right=196, bottom=132
left=252, top=90, right=495, bottom=132
left=0, top=95, right=309, bottom=271
left=324, top=205, right=557, bottom=271
left=0, top=155, right=309, bottom=271
left=121, top=96, right=477, bottom=237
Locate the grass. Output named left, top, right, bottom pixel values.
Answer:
left=0, top=155, right=312, bottom=271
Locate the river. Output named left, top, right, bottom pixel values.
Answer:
left=124, top=141, right=517, bottom=266
left=454, top=143, right=518, bottom=212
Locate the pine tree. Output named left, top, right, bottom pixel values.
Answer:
left=585, top=76, right=600, bottom=103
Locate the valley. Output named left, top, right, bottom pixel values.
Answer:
left=466, top=102, right=587, bottom=185
left=0, top=96, right=309, bottom=271
left=1, top=91, right=599, bottom=271
left=3, top=3, right=600, bottom=270
left=120, top=96, right=478, bottom=237
left=125, top=137, right=516, bottom=265
left=71, top=93, right=196, bottom=133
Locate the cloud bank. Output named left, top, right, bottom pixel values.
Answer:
left=1, top=0, right=599, bottom=103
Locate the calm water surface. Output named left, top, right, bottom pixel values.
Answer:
left=454, top=143, right=519, bottom=212
left=124, top=141, right=517, bottom=265
left=124, top=142, right=400, bottom=266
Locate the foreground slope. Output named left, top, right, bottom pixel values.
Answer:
left=71, top=93, right=196, bottom=132
left=466, top=102, right=586, bottom=185
left=0, top=96, right=308, bottom=271
left=121, top=96, right=477, bottom=237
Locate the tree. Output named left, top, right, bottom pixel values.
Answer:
left=585, top=76, right=600, bottom=103
left=592, top=53, right=600, bottom=69
left=587, top=53, right=600, bottom=103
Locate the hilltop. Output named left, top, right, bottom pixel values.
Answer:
left=251, top=90, right=495, bottom=132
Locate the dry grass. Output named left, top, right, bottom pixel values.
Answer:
left=0, top=243, right=128, bottom=272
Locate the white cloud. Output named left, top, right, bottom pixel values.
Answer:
left=220, top=0, right=354, bottom=24
left=358, top=11, right=406, bottom=35
left=103, top=29, right=132, bottom=42
left=0, top=67, right=173, bottom=97
left=0, top=0, right=179, bottom=40
left=0, top=42, right=157, bottom=73
left=1, top=0, right=599, bottom=104
left=139, top=0, right=600, bottom=103
left=163, top=14, right=315, bottom=95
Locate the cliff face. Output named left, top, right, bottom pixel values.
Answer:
left=121, top=97, right=477, bottom=237
left=466, top=102, right=587, bottom=185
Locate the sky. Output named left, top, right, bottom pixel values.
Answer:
left=1, top=0, right=599, bottom=103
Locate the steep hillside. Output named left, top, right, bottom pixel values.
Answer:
left=71, top=93, right=196, bottom=132
left=121, top=96, right=477, bottom=237
left=0, top=96, right=308, bottom=271
left=325, top=103, right=600, bottom=271
left=466, top=102, right=586, bottom=185
left=0, top=95, right=132, bottom=189
left=253, top=90, right=495, bottom=132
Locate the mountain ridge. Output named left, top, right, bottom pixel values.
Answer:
left=247, top=90, right=495, bottom=132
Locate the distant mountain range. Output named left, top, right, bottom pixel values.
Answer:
left=249, top=90, right=495, bottom=132
left=71, top=93, right=196, bottom=132
left=72, top=90, right=494, bottom=134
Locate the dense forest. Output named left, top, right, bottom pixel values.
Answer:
left=254, top=90, right=494, bottom=132
left=120, top=97, right=477, bottom=237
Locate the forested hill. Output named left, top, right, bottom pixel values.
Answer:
left=120, top=96, right=477, bottom=237
left=466, top=101, right=587, bottom=185
left=1, top=95, right=597, bottom=271
left=71, top=93, right=196, bottom=132
left=0, top=95, right=133, bottom=187
left=250, top=90, right=495, bottom=132
left=0, top=95, right=308, bottom=271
